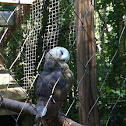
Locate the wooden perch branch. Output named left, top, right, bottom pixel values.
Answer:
left=0, top=97, right=83, bottom=126
left=0, top=97, right=35, bottom=115
left=57, top=113, right=83, bottom=126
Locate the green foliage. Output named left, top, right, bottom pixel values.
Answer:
left=3, top=28, right=24, bottom=86
left=0, top=4, right=16, bottom=11
left=96, top=0, right=126, bottom=126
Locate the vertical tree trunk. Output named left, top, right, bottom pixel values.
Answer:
left=75, top=0, right=99, bottom=126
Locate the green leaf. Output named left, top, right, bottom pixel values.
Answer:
left=120, top=2, right=124, bottom=6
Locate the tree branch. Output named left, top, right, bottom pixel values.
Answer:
left=0, top=97, right=35, bottom=115
left=57, top=113, right=83, bottom=126
left=0, top=97, right=83, bottom=126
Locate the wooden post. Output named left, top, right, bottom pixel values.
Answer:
left=75, top=0, right=99, bottom=126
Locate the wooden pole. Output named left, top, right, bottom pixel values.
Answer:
left=75, top=0, right=99, bottom=126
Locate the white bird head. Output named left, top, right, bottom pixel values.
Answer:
left=45, top=47, right=70, bottom=63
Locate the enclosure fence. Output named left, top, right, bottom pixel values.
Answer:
left=0, top=0, right=126, bottom=126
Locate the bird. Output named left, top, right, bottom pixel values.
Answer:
left=34, top=47, right=73, bottom=126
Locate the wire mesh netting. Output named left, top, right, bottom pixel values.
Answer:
left=0, top=0, right=126, bottom=126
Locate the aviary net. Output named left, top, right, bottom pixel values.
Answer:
left=23, top=0, right=61, bottom=92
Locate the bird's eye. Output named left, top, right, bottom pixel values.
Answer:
left=60, top=50, right=64, bottom=55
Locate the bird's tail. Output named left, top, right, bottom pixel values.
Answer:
left=34, top=105, right=47, bottom=117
